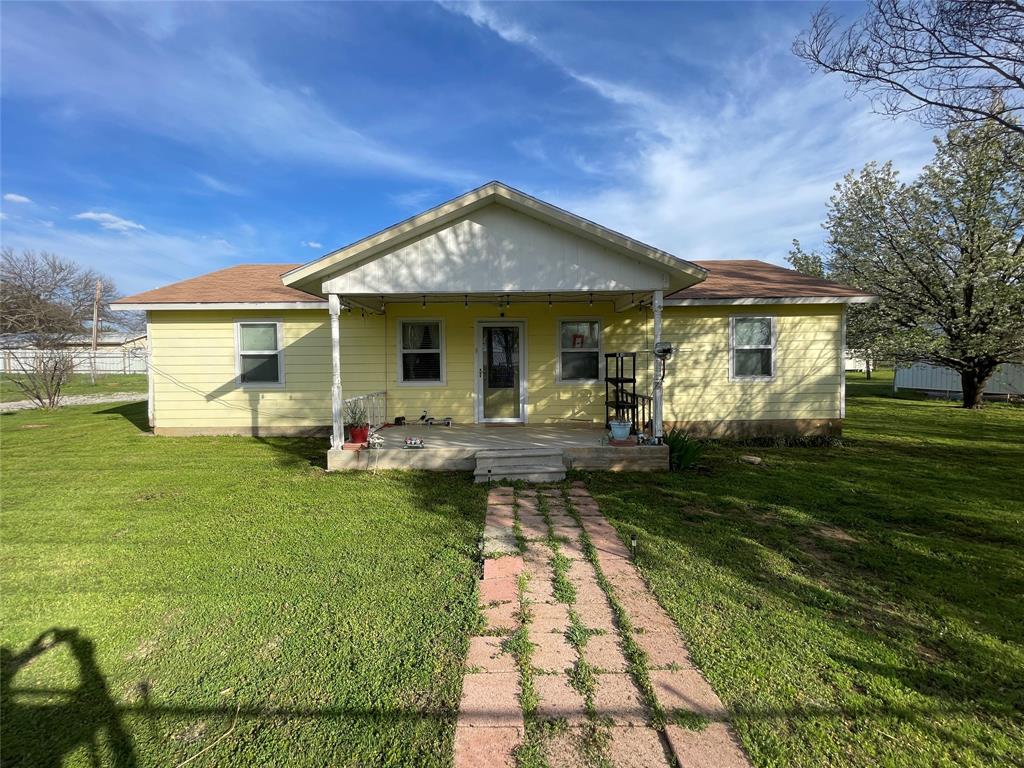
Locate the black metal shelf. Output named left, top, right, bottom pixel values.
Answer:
left=604, top=352, right=638, bottom=433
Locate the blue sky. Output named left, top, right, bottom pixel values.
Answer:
left=0, top=1, right=936, bottom=295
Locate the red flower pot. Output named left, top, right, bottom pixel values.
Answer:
left=349, top=425, right=370, bottom=444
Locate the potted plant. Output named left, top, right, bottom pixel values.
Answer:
left=608, top=419, right=632, bottom=441
left=345, top=401, right=370, bottom=444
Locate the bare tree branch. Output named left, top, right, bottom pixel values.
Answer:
left=794, top=1, right=1024, bottom=135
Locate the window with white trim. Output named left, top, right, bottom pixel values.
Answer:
left=399, top=320, right=443, bottom=383
left=558, top=320, right=601, bottom=382
left=730, top=316, right=775, bottom=379
left=237, top=321, right=283, bottom=385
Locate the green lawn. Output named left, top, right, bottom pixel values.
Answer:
left=1, top=374, right=149, bottom=402
left=584, top=371, right=1024, bottom=767
left=0, top=402, right=484, bottom=767
left=2, top=374, right=1021, bottom=767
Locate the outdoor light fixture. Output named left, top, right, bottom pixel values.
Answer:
left=421, top=295, right=426, bottom=308
left=589, top=293, right=594, bottom=306
left=548, top=294, right=552, bottom=308
left=630, top=534, right=638, bottom=558
left=464, top=294, right=469, bottom=308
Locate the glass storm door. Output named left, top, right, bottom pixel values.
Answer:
left=480, top=324, right=523, bottom=421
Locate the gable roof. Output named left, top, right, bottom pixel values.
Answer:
left=669, top=260, right=874, bottom=304
left=112, top=264, right=325, bottom=308
left=281, top=181, right=707, bottom=294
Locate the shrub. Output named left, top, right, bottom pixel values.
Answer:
left=663, top=429, right=704, bottom=470
left=344, top=401, right=368, bottom=427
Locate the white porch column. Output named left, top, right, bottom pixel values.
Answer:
left=329, top=294, right=344, bottom=449
left=652, top=289, right=664, bottom=440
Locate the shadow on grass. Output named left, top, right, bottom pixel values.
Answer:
left=2, top=628, right=137, bottom=768
left=97, top=401, right=150, bottom=433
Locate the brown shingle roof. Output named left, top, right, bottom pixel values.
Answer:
left=113, top=259, right=871, bottom=305
left=113, top=264, right=324, bottom=305
left=671, top=259, right=870, bottom=301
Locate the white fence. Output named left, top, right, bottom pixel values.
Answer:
left=894, top=362, right=1024, bottom=397
left=1, top=348, right=148, bottom=375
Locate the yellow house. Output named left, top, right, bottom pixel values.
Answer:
left=112, top=182, right=874, bottom=477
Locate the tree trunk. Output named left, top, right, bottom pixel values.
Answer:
left=959, top=366, right=995, bottom=409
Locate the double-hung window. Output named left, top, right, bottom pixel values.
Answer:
left=558, top=320, right=601, bottom=382
left=236, top=321, right=284, bottom=385
left=399, top=320, right=444, bottom=384
left=730, top=316, right=775, bottom=380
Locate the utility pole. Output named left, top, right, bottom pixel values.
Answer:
left=90, top=279, right=101, bottom=384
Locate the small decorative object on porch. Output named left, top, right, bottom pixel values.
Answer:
left=608, top=419, right=632, bottom=441
left=344, top=401, right=370, bottom=444
left=403, top=437, right=425, bottom=449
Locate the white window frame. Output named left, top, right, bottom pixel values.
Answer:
left=396, top=318, right=446, bottom=386
left=234, top=319, right=285, bottom=388
left=729, top=315, right=776, bottom=381
left=556, top=317, right=603, bottom=385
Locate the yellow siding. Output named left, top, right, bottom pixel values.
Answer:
left=149, top=309, right=383, bottom=429
left=661, top=304, right=843, bottom=423
left=148, top=302, right=842, bottom=432
left=383, top=301, right=651, bottom=424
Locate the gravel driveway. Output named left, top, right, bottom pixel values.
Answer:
left=1, top=392, right=147, bottom=412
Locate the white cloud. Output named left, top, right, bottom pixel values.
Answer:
left=1, top=216, right=241, bottom=294
left=74, top=211, right=146, bottom=232
left=3, top=193, right=32, bottom=204
left=2, top=6, right=472, bottom=184
left=442, top=2, right=935, bottom=265
left=301, top=240, right=323, bottom=249
left=195, top=173, right=246, bottom=196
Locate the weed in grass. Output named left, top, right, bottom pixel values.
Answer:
left=668, top=709, right=711, bottom=731
left=550, top=552, right=576, bottom=605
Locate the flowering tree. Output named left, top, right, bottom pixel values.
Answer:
left=802, top=121, right=1024, bottom=406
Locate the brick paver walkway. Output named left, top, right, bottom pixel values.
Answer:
left=455, top=482, right=752, bottom=768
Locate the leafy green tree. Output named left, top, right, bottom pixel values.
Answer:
left=801, top=121, right=1024, bottom=406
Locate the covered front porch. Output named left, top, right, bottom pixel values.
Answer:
left=277, top=182, right=707, bottom=474
left=327, top=420, right=669, bottom=473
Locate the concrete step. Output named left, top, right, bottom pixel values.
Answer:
left=476, top=453, right=565, bottom=470
left=475, top=448, right=564, bottom=461
left=474, top=464, right=566, bottom=484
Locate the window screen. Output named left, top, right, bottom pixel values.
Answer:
left=731, top=317, right=773, bottom=378
left=559, top=320, right=600, bottom=381
left=238, top=322, right=282, bottom=384
left=399, top=321, right=443, bottom=382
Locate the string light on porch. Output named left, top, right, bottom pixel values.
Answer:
left=548, top=293, right=552, bottom=308
left=464, top=294, right=469, bottom=308
left=589, top=292, right=593, bottom=306
left=421, top=295, right=426, bottom=308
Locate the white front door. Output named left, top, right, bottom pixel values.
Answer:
left=477, top=321, right=526, bottom=423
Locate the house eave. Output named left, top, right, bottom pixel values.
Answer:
left=665, top=295, right=879, bottom=306
left=111, top=301, right=328, bottom=312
